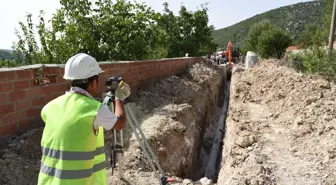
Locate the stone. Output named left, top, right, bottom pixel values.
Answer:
left=236, top=136, right=256, bottom=148
left=199, top=177, right=213, bottom=185
left=182, top=179, right=193, bottom=185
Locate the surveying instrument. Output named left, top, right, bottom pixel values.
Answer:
left=102, top=76, right=174, bottom=185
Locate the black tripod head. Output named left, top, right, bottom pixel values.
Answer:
left=105, top=76, right=123, bottom=94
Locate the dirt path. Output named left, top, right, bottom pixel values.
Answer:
left=217, top=60, right=336, bottom=185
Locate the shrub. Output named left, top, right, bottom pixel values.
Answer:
left=286, top=47, right=336, bottom=80
left=244, top=21, right=292, bottom=59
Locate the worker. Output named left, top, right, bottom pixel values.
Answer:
left=37, top=53, right=131, bottom=185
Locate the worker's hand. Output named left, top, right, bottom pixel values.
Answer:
left=115, top=81, right=131, bottom=102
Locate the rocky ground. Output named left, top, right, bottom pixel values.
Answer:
left=217, top=60, right=336, bottom=185
left=107, top=61, right=222, bottom=185
left=0, top=61, right=222, bottom=185
left=4, top=58, right=332, bottom=185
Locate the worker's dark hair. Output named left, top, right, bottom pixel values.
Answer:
left=71, top=75, right=99, bottom=90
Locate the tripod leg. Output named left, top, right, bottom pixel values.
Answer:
left=125, top=107, right=163, bottom=184
left=126, top=107, right=165, bottom=176
left=118, top=130, right=124, bottom=179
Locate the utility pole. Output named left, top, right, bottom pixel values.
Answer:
left=328, top=0, right=336, bottom=52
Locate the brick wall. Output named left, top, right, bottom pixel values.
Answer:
left=0, top=57, right=203, bottom=137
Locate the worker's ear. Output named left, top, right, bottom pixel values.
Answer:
left=92, top=78, right=98, bottom=89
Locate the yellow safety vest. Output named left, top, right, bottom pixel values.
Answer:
left=37, top=92, right=107, bottom=185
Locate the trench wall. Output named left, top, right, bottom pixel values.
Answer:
left=0, top=57, right=203, bottom=137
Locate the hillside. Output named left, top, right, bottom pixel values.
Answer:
left=0, top=49, right=15, bottom=60
left=213, top=1, right=324, bottom=48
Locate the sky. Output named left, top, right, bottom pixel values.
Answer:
left=0, top=0, right=312, bottom=49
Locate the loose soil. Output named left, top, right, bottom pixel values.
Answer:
left=217, top=60, right=336, bottom=185
left=0, top=61, right=222, bottom=185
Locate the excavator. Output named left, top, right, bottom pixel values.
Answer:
left=226, top=41, right=233, bottom=80
left=217, top=41, right=240, bottom=66
left=216, top=41, right=237, bottom=79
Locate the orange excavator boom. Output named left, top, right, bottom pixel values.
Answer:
left=227, top=41, right=233, bottom=68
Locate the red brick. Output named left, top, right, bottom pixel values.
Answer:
left=0, top=82, right=13, bottom=92
left=16, top=70, right=33, bottom=79
left=15, top=99, right=32, bottom=111
left=7, top=110, right=26, bottom=124
left=58, top=68, right=65, bottom=75
left=41, top=85, right=55, bottom=94
left=0, top=114, right=7, bottom=126
left=32, top=97, right=45, bottom=107
left=14, top=80, right=30, bottom=91
left=47, top=67, right=59, bottom=74
left=122, top=74, right=139, bottom=82
left=0, top=123, right=17, bottom=136
left=54, top=83, right=69, bottom=92
left=0, top=71, right=16, bottom=82
left=26, top=87, right=41, bottom=97
left=29, top=79, right=37, bottom=87
left=9, top=90, right=26, bottom=102
left=111, top=63, right=123, bottom=68
left=56, top=76, right=66, bottom=83
left=114, top=67, right=130, bottom=74
left=101, top=64, right=110, bottom=70
left=0, top=93, right=8, bottom=104
left=135, top=66, right=153, bottom=72
left=18, top=119, right=31, bottom=130
left=0, top=103, right=14, bottom=114
left=26, top=107, right=42, bottom=119
left=45, top=93, right=62, bottom=103
left=48, top=76, right=57, bottom=83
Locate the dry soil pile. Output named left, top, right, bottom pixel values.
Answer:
left=0, top=61, right=222, bottom=185
left=217, top=60, right=336, bottom=185
left=107, top=61, right=221, bottom=185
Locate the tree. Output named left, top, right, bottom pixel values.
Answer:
left=156, top=2, right=217, bottom=57
left=308, top=0, right=333, bottom=47
left=297, top=24, right=318, bottom=48
left=5, top=0, right=217, bottom=67
left=244, top=21, right=292, bottom=59
left=243, top=21, right=272, bottom=52
left=257, top=28, right=292, bottom=59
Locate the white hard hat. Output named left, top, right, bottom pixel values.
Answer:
left=63, top=53, right=104, bottom=80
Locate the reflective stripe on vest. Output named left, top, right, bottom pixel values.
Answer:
left=38, top=93, right=107, bottom=185
left=40, top=161, right=106, bottom=179
left=41, top=146, right=105, bottom=160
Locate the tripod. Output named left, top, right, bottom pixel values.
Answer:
left=103, top=76, right=174, bottom=185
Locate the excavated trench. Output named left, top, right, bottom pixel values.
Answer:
left=0, top=61, right=231, bottom=185
left=193, top=64, right=231, bottom=183
left=106, top=62, right=231, bottom=185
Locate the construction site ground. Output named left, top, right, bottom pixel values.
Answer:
left=218, top=60, right=336, bottom=185
left=1, top=59, right=336, bottom=185
left=0, top=61, right=223, bottom=185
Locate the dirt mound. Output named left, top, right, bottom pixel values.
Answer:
left=0, top=128, right=42, bottom=185
left=107, top=61, right=222, bottom=185
left=0, top=61, right=222, bottom=185
left=218, top=60, right=336, bottom=185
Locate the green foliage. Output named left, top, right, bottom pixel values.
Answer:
left=213, top=1, right=324, bottom=48
left=296, top=0, right=332, bottom=48
left=286, top=0, right=336, bottom=81
left=257, top=28, right=292, bottom=59
left=297, top=24, right=319, bottom=48
left=244, top=22, right=292, bottom=59
left=156, top=2, right=217, bottom=57
left=6, top=0, right=217, bottom=67
left=244, top=21, right=272, bottom=52
left=286, top=47, right=336, bottom=80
